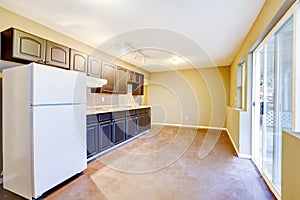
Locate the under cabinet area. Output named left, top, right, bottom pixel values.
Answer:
left=86, top=107, right=151, bottom=160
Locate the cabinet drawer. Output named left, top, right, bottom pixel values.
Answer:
left=87, top=115, right=98, bottom=124
left=126, top=110, right=136, bottom=117
left=112, top=111, right=126, bottom=120
left=137, top=108, right=146, bottom=115
left=98, top=113, right=112, bottom=122
left=145, top=108, right=151, bottom=115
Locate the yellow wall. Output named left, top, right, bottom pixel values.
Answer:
left=227, top=0, right=286, bottom=154
left=0, top=7, right=150, bottom=79
left=149, top=66, right=229, bottom=127
left=230, top=0, right=286, bottom=107
left=282, top=131, right=300, bottom=200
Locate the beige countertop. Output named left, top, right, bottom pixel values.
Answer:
left=86, top=105, right=151, bottom=115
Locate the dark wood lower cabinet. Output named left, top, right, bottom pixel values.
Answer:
left=112, top=119, right=126, bottom=144
left=137, top=114, right=146, bottom=134
left=98, top=121, right=112, bottom=151
left=126, top=116, right=137, bottom=139
left=87, top=108, right=151, bottom=160
left=86, top=123, right=98, bottom=158
left=145, top=109, right=151, bottom=130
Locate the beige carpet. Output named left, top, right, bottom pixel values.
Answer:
left=2, top=125, right=275, bottom=200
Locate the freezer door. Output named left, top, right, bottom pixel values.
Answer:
left=31, top=104, right=86, bottom=198
left=31, top=63, right=86, bottom=105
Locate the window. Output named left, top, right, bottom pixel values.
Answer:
left=237, top=59, right=246, bottom=109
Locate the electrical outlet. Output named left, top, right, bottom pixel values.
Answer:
left=101, top=97, right=105, bottom=102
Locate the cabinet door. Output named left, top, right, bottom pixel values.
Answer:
left=88, top=56, right=102, bottom=77
left=13, top=29, right=46, bottom=63
left=86, top=123, right=98, bottom=158
left=128, top=70, right=136, bottom=83
left=101, top=62, right=116, bottom=93
left=112, top=119, right=126, bottom=144
left=137, top=114, right=146, bottom=134
left=46, top=41, right=70, bottom=69
left=116, top=66, right=128, bottom=94
left=70, top=49, right=87, bottom=73
left=145, top=109, right=151, bottom=131
left=126, top=116, right=137, bottom=139
left=133, top=73, right=144, bottom=95
left=99, top=121, right=112, bottom=151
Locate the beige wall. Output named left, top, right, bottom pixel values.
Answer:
left=0, top=7, right=150, bottom=79
left=282, top=131, right=300, bottom=200
left=149, top=66, right=229, bottom=127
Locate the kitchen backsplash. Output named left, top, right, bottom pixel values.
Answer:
left=86, top=84, right=142, bottom=107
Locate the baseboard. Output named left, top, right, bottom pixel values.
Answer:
left=151, top=122, right=227, bottom=131
left=224, top=128, right=252, bottom=159
left=238, top=153, right=252, bottom=159
left=223, top=128, right=240, bottom=156
left=0, top=177, right=3, bottom=184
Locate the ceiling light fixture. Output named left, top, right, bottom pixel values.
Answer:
left=170, top=56, right=184, bottom=65
left=123, top=42, right=148, bottom=64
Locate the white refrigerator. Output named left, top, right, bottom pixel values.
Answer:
left=3, top=63, right=87, bottom=199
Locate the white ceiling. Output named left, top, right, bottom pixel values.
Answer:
left=0, top=0, right=265, bottom=72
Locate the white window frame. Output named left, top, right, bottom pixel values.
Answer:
left=255, top=3, right=300, bottom=132
left=237, top=57, right=246, bottom=110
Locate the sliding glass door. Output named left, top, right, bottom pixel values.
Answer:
left=252, top=16, right=293, bottom=193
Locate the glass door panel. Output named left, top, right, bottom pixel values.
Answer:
left=252, top=15, right=294, bottom=195
left=263, top=36, right=275, bottom=180
left=252, top=46, right=264, bottom=168
left=273, top=17, right=294, bottom=191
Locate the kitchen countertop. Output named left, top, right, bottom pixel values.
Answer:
left=86, top=105, right=151, bottom=115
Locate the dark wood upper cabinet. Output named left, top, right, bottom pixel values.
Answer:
left=45, top=40, right=70, bottom=69
left=116, top=66, right=128, bottom=94
left=133, top=72, right=144, bottom=95
left=87, top=56, right=102, bottom=78
left=128, top=70, right=136, bottom=83
left=1, top=28, right=46, bottom=64
left=70, top=49, right=87, bottom=73
left=101, top=61, right=116, bottom=93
